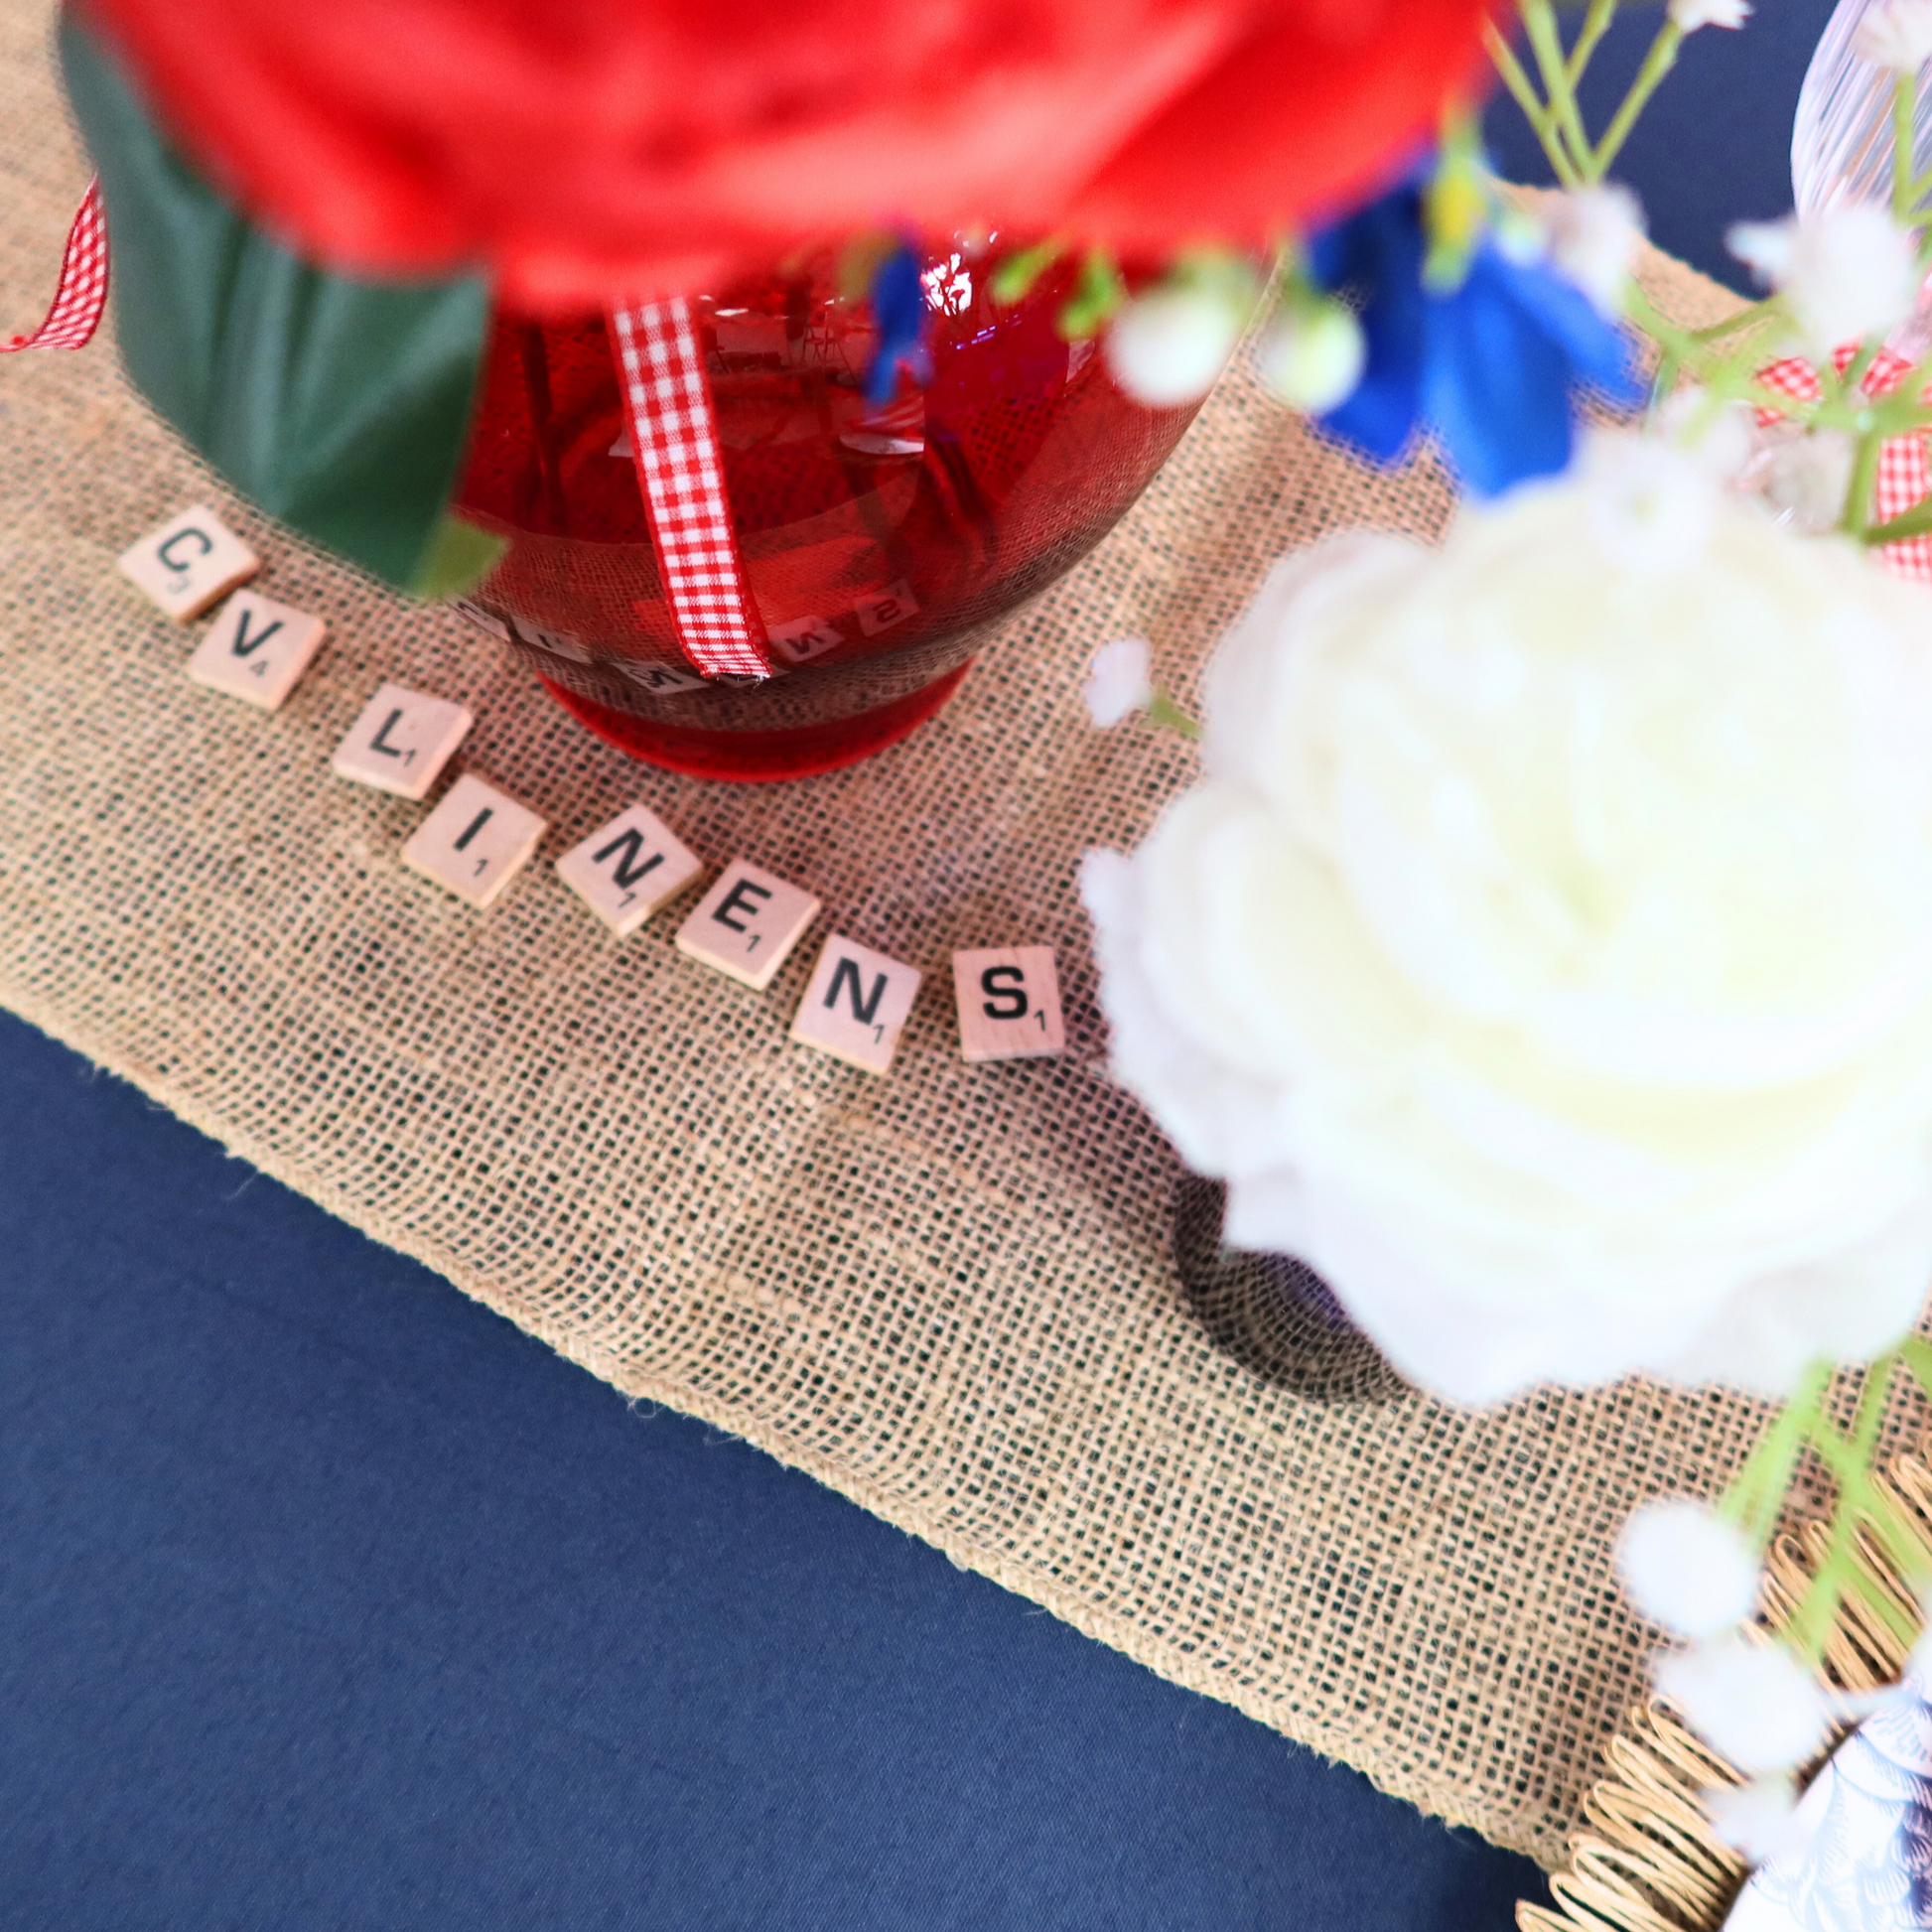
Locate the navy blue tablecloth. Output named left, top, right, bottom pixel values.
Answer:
left=2, top=10, right=1834, bottom=1925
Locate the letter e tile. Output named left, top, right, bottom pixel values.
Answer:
left=117, top=505, right=260, bottom=621
left=186, top=590, right=328, bottom=711
left=791, top=935, right=922, bottom=1074
left=952, top=946, right=1064, bottom=1062
left=674, top=860, right=819, bottom=990
left=331, top=682, right=474, bottom=800
left=401, top=772, right=546, bottom=909
left=555, top=803, right=704, bottom=936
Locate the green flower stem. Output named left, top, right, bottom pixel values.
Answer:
left=1622, top=285, right=1799, bottom=421
left=1566, top=0, right=1619, bottom=83
left=1522, top=0, right=1593, bottom=177
left=1484, top=22, right=1582, bottom=188
left=1145, top=690, right=1201, bottom=742
left=1721, top=1361, right=1833, bottom=1548
left=1842, top=426, right=1886, bottom=537
left=1785, top=1497, right=1862, bottom=1662
left=1591, top=18, right=1684, bottom=181
left=1836, top=339, right=1883, bottom=406
left=1770, top=1351, right=1932, bottom=1665
left=1687, top=298, right=1780, bottom=345
left=1900, top=1335, right=1932, bottom=1403
left=1864, top=496, right=1932, bottom=545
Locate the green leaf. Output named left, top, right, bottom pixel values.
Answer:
left=1057, top=250, right=1126, bottom=342
left=989, top=238, right=1066, bottom=306
left=408, top=513, right=508, bottom=601
left=60, top=15, right=490, bottom=596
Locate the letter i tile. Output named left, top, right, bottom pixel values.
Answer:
left=401, top=772, right=546, bottom=908
left=331, top=681, right=473, bottom=800
left=674, top=860, right=820, bottom=990
left=791, top=935, right=922, bottom=1074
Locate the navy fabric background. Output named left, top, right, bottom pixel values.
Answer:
left=1485, top=0, right=1839, bottom=290
left=2, top=10, right=1839, bottom=1926
left=1, top=1013, right=1542, bottom=1930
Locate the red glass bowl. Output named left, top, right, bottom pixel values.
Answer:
left=449, top=244, right=1203, bottom=780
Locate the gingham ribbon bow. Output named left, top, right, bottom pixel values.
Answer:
left=3, top=177, right=108, bottom=353
left=607, top=300, right=772, bottom=680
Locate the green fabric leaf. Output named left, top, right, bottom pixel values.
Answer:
left=60, top=14, right=490, bottom=595
left=409, top=513, right=508, bottom=602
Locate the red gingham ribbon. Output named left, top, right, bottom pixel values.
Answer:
left=3, top=177, right=108, bottom=353
left=1756, top=345, right=1932, bottom=580
left=607, top=300, right=771, bottom=679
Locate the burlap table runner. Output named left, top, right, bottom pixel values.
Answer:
left=0, top=0, right=1779, bottom=1866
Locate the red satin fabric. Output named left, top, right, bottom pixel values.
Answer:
left=77, top=0, right=1494, bottom=310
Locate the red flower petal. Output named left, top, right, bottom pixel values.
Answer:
left=78, top=0, right=1496, bottom=308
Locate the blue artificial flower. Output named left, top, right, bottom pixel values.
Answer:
left=1310, top=182, right=1641, bottom=497
left=864, top=241, right=933, bottom=409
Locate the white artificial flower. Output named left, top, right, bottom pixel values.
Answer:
left=1255, top=298, right=1366, bottom=412
left=1545, top=185, right=1647, bottom=317
left=1081, top=636, right=1155, bottom=729
left=1670, top=0, right=1751, bottom=28
left=1654, top=1637, right=1832, bottom=1774
left=1081, top=447, right=1932, bottom=1406
left=1744, top=427, right=1858, bottom=535
left=1105, top=288, right=1243, bottom=406
left=1580, top=431, right=1719, bottom=572
left=1728, top=206, right=1917, bottom=356
left=1616, top=1499, right=1761, bottom=1637
left=1855, top=0, right=1932, bottom=69
left=1702, top=1776, right=1804, bottom=1862
left=1656, top=384, right=1757, bottom=481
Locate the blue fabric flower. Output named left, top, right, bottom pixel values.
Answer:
left=865, top=242, right=933, bottom=409
left=1311, top=184, right=1641, bottom=497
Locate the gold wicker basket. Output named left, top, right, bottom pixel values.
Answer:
left=1517, top=1444, right=1932, bottom=1932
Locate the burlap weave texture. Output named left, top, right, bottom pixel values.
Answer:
left=0, top=0, right=1775, bottom=1866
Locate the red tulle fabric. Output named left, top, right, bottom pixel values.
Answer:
left=78, top=0, right=1495, bottom=310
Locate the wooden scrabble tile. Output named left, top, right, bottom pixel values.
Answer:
left=185, top=589, right=328, bottom=711
left=952, top=946, right=1065, bottom=1062
left=509, top=614, right=594, bottom=663
left=674, top=860, right=819, bottom=990
left=618, top=658, right=707, bottom=697
left=767, top=616, right=844, bottom=666
left=331, top=682, right=473, bottom=800
left=855, top=578, right=919, bottom=636
left=555, top=803, right=704, bottom=936
left=117, top=505, right=260, bottom=621
left=790, top=934, right=922, bottom=1075
left=401, top=772, right=546, bottom=909
left=449, top=597, right=512, bottom=642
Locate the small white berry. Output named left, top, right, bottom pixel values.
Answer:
left=1105, top=289, right=1243, bottom=407
left=1081, top=636, right=1155, bottom=729
left=1617, top=1499, right=1760, bottom=1636
left=1654, top=1636, right=1832, bottom=1774
left=1254, top=298, right=1366, bottom=412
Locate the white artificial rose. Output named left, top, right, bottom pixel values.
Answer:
left=1082, top=439, right=1932, bottom=1406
